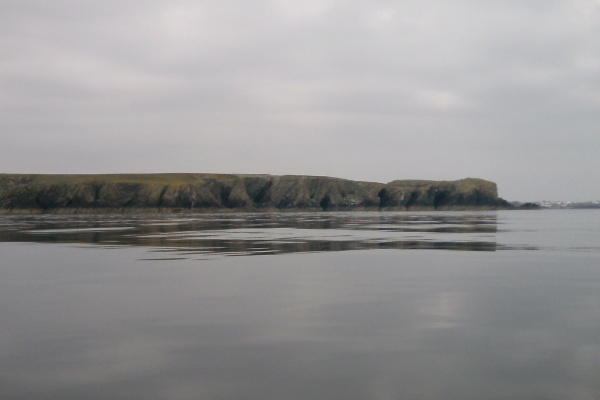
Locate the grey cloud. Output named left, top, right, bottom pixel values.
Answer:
left=1, top=0, right=599, bottom=200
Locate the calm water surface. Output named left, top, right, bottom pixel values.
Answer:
left=1, top=210, right=599, bottom=400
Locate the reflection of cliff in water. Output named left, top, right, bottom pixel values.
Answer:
left=0, top=212, right=500, bottom=257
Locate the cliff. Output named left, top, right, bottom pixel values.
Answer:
left=0, top=174, right=512, bottom=212
left=379, top=178, right=507, bottom=210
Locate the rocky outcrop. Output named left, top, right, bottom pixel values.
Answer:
left=378, top=178, right=510, bottom=210
left=0, top=174, right=511, bottom=212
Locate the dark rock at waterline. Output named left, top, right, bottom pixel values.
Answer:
left=0, top=173, right=512, bottom=212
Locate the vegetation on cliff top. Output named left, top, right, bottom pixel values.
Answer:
left=0, top=174, right=512, bottom=212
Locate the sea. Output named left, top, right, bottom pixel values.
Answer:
left=0, top=210, right=599, bottom=400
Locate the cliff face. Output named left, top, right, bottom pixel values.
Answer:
left=0, top=174, right=510, bottom=212
left=378, top=178, right=508, bottom=210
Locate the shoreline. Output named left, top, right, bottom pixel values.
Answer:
left=0, top=205, right=521, bottom=215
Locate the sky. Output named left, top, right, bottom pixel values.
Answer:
left=1, top=0, right=599, bottom=201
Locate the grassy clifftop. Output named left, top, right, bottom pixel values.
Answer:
left=0, top=174, right=511, bottom=212
left=0, top=173, right=221, bottom=186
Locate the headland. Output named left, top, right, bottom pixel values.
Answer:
left=0, top=173, right=514, bottom=213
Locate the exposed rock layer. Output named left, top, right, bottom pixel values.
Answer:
left=0, top=174, right=512, bottom=212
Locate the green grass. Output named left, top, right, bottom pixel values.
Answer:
left=0, top=173, right=216, bottom=186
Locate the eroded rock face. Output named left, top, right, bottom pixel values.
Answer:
left=0, top=174, right=511, bottom=212
left=378, top=178, right=510, bottom=210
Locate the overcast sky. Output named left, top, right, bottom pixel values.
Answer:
left=1, top=0, right=599, bottom=201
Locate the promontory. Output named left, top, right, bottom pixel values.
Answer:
left=0, top=174, right=513, bottom=212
